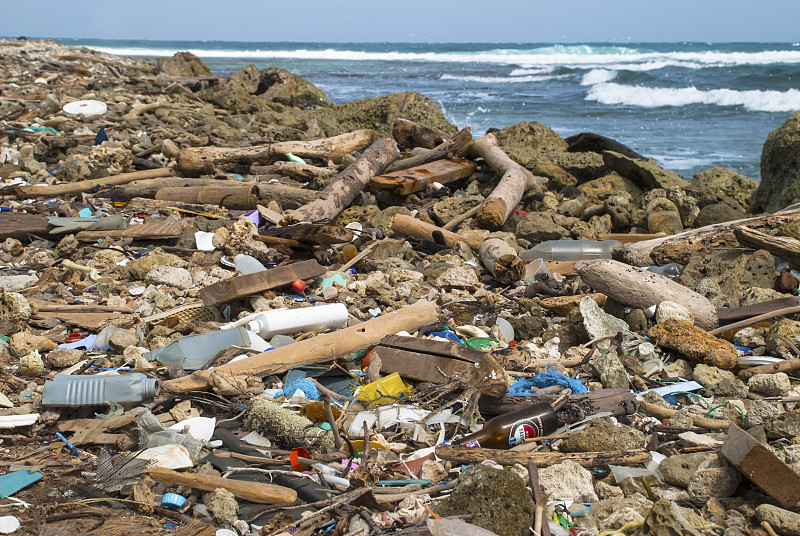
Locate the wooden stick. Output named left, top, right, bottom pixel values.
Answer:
left=738, top=357, right=800, bottom=380
left=472, top=133, right=547, bottom=229
left=392, top=214, right=483, bottom=250
left=335, top=239, right=398, bottom=274
left=639, top=400, right=731, bottom=430
left=442, top=203, right=482, bottom=231
left=383, top=127, right=472, bottom=173
left=148, top=467, right=296, bottom=504
left=709, top=305, right=800, bottom=336
left=435, top=445, right=651, bottom=468
left=284, top=138, right=399, bottom=224
left=527, top=460, right=551, bottom=536
left=166, top=299, right=440, bottom=392
left=12, top=168, right=172, bottom=198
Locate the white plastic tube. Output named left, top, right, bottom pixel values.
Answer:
left=246, top=303, right=349, bottom=339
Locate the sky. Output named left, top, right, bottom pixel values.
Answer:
left=3, top=0, right=800, bottom=43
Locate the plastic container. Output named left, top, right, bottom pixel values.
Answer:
left=42, top=373, right=159, bottom=407
left=161, top=493, right=187, bottom=510
left=520, top=240, right=622, bottom=262
left=234, top=254, right=266, bottom=274
left=246, top=303, right=348, bottom=339
left=523, top=258, right=555, bottom=284
left=355, top=372, right=412, bottom=406
left=645, top=263, right=684, bottom=280
left=145, top=327, right=251, bottom=370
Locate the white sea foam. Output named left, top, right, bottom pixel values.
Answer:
left=586, top=83, right=800, bottom=112
left=581, top=69, right=617, bottom=86
left=89, top=45, right=800, bottom=69
left=439, top=74, right=554, bottom=83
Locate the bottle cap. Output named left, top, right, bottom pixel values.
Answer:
left=290, top=279, right=306, bottom=295
left=161, top=492, right=186, bottom=510
left=465, top=337, right=499, bottom=350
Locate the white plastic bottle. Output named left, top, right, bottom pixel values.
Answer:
left=234, top=254, right=266, bottom=274
left=246, top=303, right=349, bottom=339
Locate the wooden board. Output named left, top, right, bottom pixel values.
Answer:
left=373, top=346, right=474, bottom=383
left=436, top=445, right=651, bottom=468
left=58, top=412, right=140, bottom=448
left=599, top=232, right=668, bottom=244
left=76, top=220, right=187, bottom=241
left=148, top=467, right=296, bottom=504
left=544, top=260, right=576, bottom=275
left=370, top=158, right=476, bottom=196
left=199, top=259, right=326, bottom=307
left=0, top=213, right=51, bottom=240
left=720, top=424, right=800, bottom=509
left=379, top=334, right=484, bottom=362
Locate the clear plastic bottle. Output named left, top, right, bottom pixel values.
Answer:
left=145, top=327, right=251, bottom=370
left=520, top=240, right=622, bottom=262
left=42, top=373, right=159, bottom=407
left=234, top=254, right=266, bottom=274
left=246, top=303, right=349, bottom=339
left=645, top=263, right=684, bottom=280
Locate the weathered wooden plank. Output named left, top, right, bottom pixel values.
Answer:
left=0, top=213, right=51, bottom=240
left=370, top=158, right=476, bottom=196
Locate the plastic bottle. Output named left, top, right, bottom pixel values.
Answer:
left=234, top=254, right=266, bottom=274
left=246, top=303, right=349, bottom=339
left=520, top=240, right=622, bottom=262
left=145, top=327, right=251, bottom=370
left=645, top=263, right=684, bottom=280
left=42, top=373, right=159, bottom=407
left=453, top=401, right=557, bottom=449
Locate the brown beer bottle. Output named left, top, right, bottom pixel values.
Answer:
left=454, top=401, right=558, bottom=449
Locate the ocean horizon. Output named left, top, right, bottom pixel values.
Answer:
left=51, top=38, right=800, bottom=181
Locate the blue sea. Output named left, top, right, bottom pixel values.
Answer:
left=60, top=39, right=800, bottom=180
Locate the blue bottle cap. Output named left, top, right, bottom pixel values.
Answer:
left=161, top=492, right=187, bottom=510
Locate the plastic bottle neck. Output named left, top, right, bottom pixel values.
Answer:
left=141, top=377, right=160, bottom=399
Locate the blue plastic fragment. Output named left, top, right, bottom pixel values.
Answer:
left=429, top=330, right=462, bottom=344
left=94, top=127, right=108, bottom=145
left=0, top=469, right=43, bottom=499
left=508, top=368, right=588, bottom=395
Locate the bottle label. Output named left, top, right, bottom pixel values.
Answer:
left=508, top=417, right=543, bottom=446
left=464, top=440, right=481, bottom=448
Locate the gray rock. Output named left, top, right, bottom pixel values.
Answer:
left=660, top=452, right=712, bottom=488
left=46, top=348, right=83, bottom=368
left=680, top=248, right=777, bottom=308
left=655, top=300, right=694, bottom=325
left=579, top=296, right=629, bottom=349
left=603, top=151, right=689, bottom=190
left=765, top=411, right=800, bottom=440
left=592, top=349, right=629, bottom=389
left=145, top=266, right=194, bottom=290
left=564, top=417, right=644, bottom=453
left=692, top=166, right=758, bottom=210
left=756, top=504, right=800, bottom=536
left=751, top=111, right=800, bottom=213
left=604, top=195, right=633, bottom=231
left=0, top=274, right=38, bottom=292
left=516, top=213, right=570, bottom=243
left=744, top=399, right=781, bottom=428
left=161, top=139, right=181, bottom=159
left=641, top=499, right=703, bottom=536
left=692, top=364, right=748, bottom=398
left=687, top=466, right=741, bottom=504
left=538, top=460, right=598, bottom=503
left=765, top=319, right=800, bottom=358
left=434, top=464, right=534, bottom=536
left=747, top=372, right=792, bottom=396
left=693, top=203, right=746, bottom=227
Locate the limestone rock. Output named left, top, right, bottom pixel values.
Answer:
left=46, top=348, right=83, bottom=368
left=0, top=274, right=38, bottom=293
left=649, top=319, right=739, bottom=370
left=641, top=499, right=703, bottom=536
left=647, top=198, right=683, bottom=234
left=493, top=120, right=568, bottom=154
left=0, top=290, right=32, bottom=321
left=538, top=460, right=598, bottom=503
left=659, top=452, right=711, bottom=488
left=432, top=196, right=484, bottom=226
left=9, top=332, right=57, bottom=358
left=18, top=352, right=44, bottom=377
left=765, top=319, right=800, bottom=358
left=591, top=349, right=629, bottom=389
left=516, top=213, right=570, bottom=243
left=687, top=466, right=741, bottom=504
left=579, top=295, right=629, bottom=349
left=156, top=51, right=213, bottom=77
left=579, top=172, right=643, bottom=202
left=756, top=504, right=800, bottom=536
left=564, top=417, right=644, bottom=453
left=692, top=364, right=748, bottom=397
left=145, top=266, right=194, bottom=290
left=655, top=300, right=694, bottom=325
left=744, top=399, right=780, bottom=427
left=751, top=110, right=800, bottom=213
left=434, top=464, right=534, bottom=536
left=747, top=372, right=791, bottom=396
left=130, top=249, right=186, bottom=280
left=434, top=266, right=481, bottom=290
left=693, top=203, right=746, bottom=227
left=603, top=151, right=689, bottom=190
left=692, top=167, right=758, bottom=210
left=764, top=411, right=800, bottom=440
left=206, top=487, right=238, bottom=527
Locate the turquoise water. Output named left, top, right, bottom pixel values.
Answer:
left=60, top=39, right=800, bottom=180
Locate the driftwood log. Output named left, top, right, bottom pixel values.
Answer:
left=479, top=238, right=525, bottom=284
left=177, top=129, right=379, bottom=175
left=166, top=299, right=439, bottom=392
left=574, top=258, right=718, bottom=330
left=10, top=168, right=172, bottom=198
left=391, top=214, right=484, bottom=250
left=472, top=133, right=547, bottom=230
left=734, top=226, right=800, bottom=267
left=156, top=182, right=257, bottom=209
left=92, top=177, right=235, bottom=200
left=284, top=138, right=399, bottom=224
left=620, top=203, right=800, bottom=266
left=392, top=118, right=449, bottom=149
left=383, top=126, right=473, bottom=173
left=271, top=160, right=338, bottom=186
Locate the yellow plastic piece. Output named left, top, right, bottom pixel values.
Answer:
left=354, top=372, right=413, bottom=406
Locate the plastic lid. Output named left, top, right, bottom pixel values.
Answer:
left=215, top=530, right=237, bottom=536
left=290, top=279, right=306, bottom=294
left=465, top=337, right=499, bottom=350
left=62, top=100, right=107, bottom=117
left=161, top=492, right=186, bottom=510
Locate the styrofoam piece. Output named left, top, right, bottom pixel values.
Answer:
left=168, top=417, right=216, bottom=442
left=63, top=100, right=107, bottom=116
left=138, top=444, right=193, bottom=469
left=0, top=414, right=39, bottom=429
left=639, top=381, right=703, bottom=397
left=0, top=516, right=20, bottom=534
left=495, top=317, right=515, bottom=342
left=344, top=221, right=362, bottom=241
left=241, top=431, right=272, bottom=447
left=194, top=231, right=216, bottom=251
left=0, top=392, right=13, bottom=409
left=454, top=325, right=490, bottom=339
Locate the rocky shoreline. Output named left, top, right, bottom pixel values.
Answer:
left=3, top=37, right=800, bottom=536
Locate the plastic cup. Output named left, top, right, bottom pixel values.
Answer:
left=523, top=258, right=554, bottom=284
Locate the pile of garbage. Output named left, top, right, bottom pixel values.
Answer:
left=3, top=38, right=800, bottom=536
